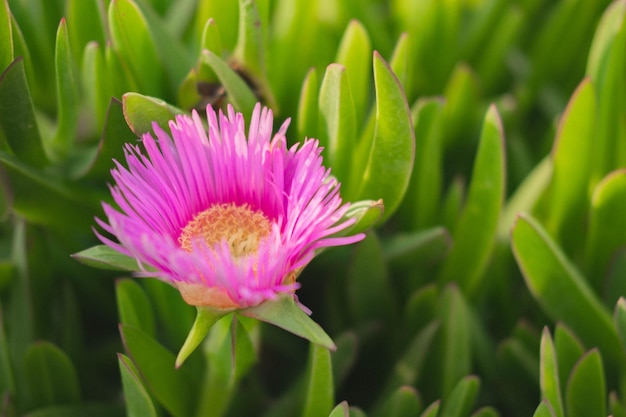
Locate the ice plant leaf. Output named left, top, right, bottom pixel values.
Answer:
left=302, top=344, right=334, bottom=417
left=46, top=18, right=79, bottom=163
left=0, top=0, right=12, bottom=71
left=66, top=0, right=106, bottom=64
left=116, top=279, right=156, bottom=338
left=438, top=105, right=505, bottom=296
left=23, top=342, right=80, bottom=409
left=0, top=58, right=46, bottom=167
left=72, top=245, right=142, bottom=272
left=200, top=50, right=257, bottom=118
left=318, top=63, right=357, bottom=184
left=328, top=402, right=350, bottom=417
left=108, top=0, right=163, bottom=97
left=553, top=324, right=584, bottom=398
left=241, top=295, right=336, bottom=350
left=511, top=213, right=624, bottom=381
left=539, top=328, right=564, bottom=417
left=389, top=33, right=410, bottom=89
left=339, top=199, right=384, bottom=237
left=439, top=375, right=480, bottom=417
left=122, top=92, right=184, bottom=136
left=614, top=298, right=626, bottom=353
left=355, top=52, right=414, bottom=223
left=373, top=386, right=422, bottom=417
left=297, top=67, right=319, bottom=142
left=118, top=354, right=158, bottom=417
left=81, top=42, right=110, bottom=133
left=175, top=306, right=227, bottom=368
left=565, top=349, right=606, bottom=417
left=533, top=401, right=558, bottom=417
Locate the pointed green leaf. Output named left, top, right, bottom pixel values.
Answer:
left=420, top=400, right=440, bottom=417
left=200, top=18, right=222, bottom=57
left=539, top=328, right=564, bottom=417
left=610, top=392, right=626, bottom=417
left=175, top=306, right=226, bottom=368
left=384, top=227, right=451, bottom=270
left=72, top=245, right=141, bottom=272
left=439, top=285, right=472, bottom=397
left=553, top=324, right=584, bottom=394
left=116, top=279, right=156, bottom=338
left=23, top=342, right=80, bottom=409
left=544, top=78, right=596, bottom=242
left=335, top=20, right=371, bottom=127
left=511, top=213, right=624, bottom=380
left=118, top=353, right=158, bottom=417
left=498, top=157, right=552, bottom=240
left=347, top=232, right=394, bottom=323
left=440, top=64, right=481, bottom=148
left=585, top=170, right=626, bottom=285
left=533, top=401, right=557, bottom=417
left=438, top=105, right=505, bottom=296
left=614, top=297, right=626, bottom=352
left=0, top=0, right=12, bottom=71
left=120, top=324, right=197, bottom=417
left=439, top=375, right=480, bottom=417
left=470, top=407, right=499, bottom=417
left=318, top=64, right=357, bottom=184
left=46, top=18, right=79, bottom=163
left=302, top=344, right=334, bottom=417
left=354, top=52, right=414, bottom=223
left=389, top=33, right=410, bottom=88
left=399, top=98, right=444, bottom=229
left=233, top=0, right=264, bottom=78
left=297, top=68, right=319, bottom=141
left=0, top=59, right=46, bottom=166
left=81, top=42, right=111, bottom=133
left=66, top=0, right=106, bottom=63
left=200, top=50, right=257, bottom=118
left=565, top=349, right=606, bottom=417
left=123, top=92, right=184, bottom=137
left=241, top=294, right=335, bottom=350
left=329, top=402, right=350, bottom=417
left=105, top=42, right=138, bottom=98
left=108, top=0, right=162, bottom=97
left=374, top=386, right=421, bottom=417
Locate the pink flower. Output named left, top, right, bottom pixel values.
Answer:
left=96, top=103, right=364, bottom=310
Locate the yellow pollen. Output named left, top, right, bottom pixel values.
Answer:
left=179, top=203, right=272, bottom=257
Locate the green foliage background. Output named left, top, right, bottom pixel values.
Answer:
left=0, top=0, right=625, bottom=416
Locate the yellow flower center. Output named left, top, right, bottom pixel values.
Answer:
left=176, top=203, right=272, bottom=309
left=179, top=203, right=272, bottom=257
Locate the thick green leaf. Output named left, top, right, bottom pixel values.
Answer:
left=200, top=50, right=257, bottom=119
left=587, top=0, right=626, bottom=185
left=116, top=279, right=156, bottom=338
left=544, top=78, right=596, bottom=242
left=420, top=400, right=440, bottom=417
left=498, top=157, right=552, bottom=240
left=232, top=0, right=265, bottom=79
left=81, top=42, right=111, bottom=133
left=610, top=392, right=626, bottom=417
left=404, top=287, right=438, bottom=335
left=318, top=64, right=357, bottom=184
left=241, top=294, right=335, bottom=350
left=199, top=18, right=222, bottom=57
left=118, top=353, right=158, bottom=417
left=439, top=375, right=480, bottom=417
left=470, top=407, right=499, bottom=417
left=389, top=33, right=410, bottom=89
left=105, top=42, right=138, bottom=98
left=45, top=18, right=79, bottom=163
left=120, top=324, right=197, bottom=417
left=400, top=98, right=444, bottom=230
left=108, top=0, right=162, bottom=97
left=335, top=20, right=371, bottom=127
left=440, top=64, right=481, bottom=149
left=539, top=328, right=564, bottom=417
left=511, top=213, right=624, bottom=381
left=23, top=342, right=80, bottom=409
left=614, top=297, right=626, bottom=353
left=0, top=0, right=12, bottom=70
left=533, top=401, right=557, bottom=417
left=302, top=344, right=334, bottom=417
left=438, top=285, right=472, bottom=397
left=354, top=52, right=414, bottom=223
left=0, top=306, right=15, bottom=397
left=328, top=402, right=349, bottom=417
left=72, top=245, right=141, bottom=272
left=346, top=232, right=394, bottom=323
left=384, top=227, right=451, bottom=270
left=585, top=169, right=626, bottom=287
left=553, top=324, right=584, bottom=394
left=0, top=59, right=46, bottom=167
left=374, top=386, right=421, bottom=417
left=438, top=105, right=505, bottom=296
left=565, top=349, right=606, bottom=417
left=66, top=0, right=106, bottom=63
left=297, top=68, right=319, bottom=141
left=123, top=92, right=184, bottom=137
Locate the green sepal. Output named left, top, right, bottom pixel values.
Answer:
left=72, top=245, right=142, bottom=272
left=175, top=306, right=228, bottom=368
left=122, top=92, right=184, bottom=137
left=241, top=294, right=336, bottom=350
